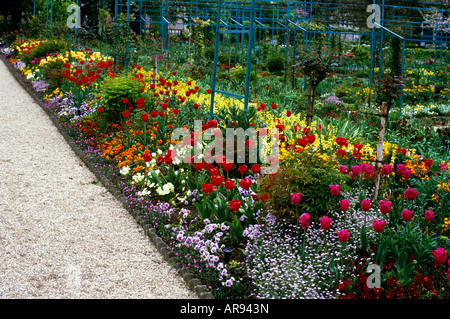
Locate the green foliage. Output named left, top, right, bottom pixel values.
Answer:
left=260, top=151, right=352, bottom=222
left=376, top=223, right=438, bottom=269
left=100, top=74, right=144, bottom=123
left=350, top=45, right=370, bottom=63
left=229, top=64, right=255, bottom=82
left=265, top=54, right=285, bottom=74
left=228, top=214, right=244, bottom=245
left=215, top=102, right=260, bottom=130
left=389, top=37, right=402, bottom=77
left=39, top=58, right=66, bottom=92
left=20, top=39, right=66, bottom=65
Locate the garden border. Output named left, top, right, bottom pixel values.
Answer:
left=0, top=56, right=214, bottom=300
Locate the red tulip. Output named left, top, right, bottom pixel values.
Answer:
left=193, top=162, right=204, bottom=171
left=206, top=88, right=212, bottom=94
left=259, top=193, right=269, bottom=202
left=201, top=183, right=215, bottom=194
left=228, top=200, right=241, bottom=212
left=97, top=107, right=104, bottom=113
left=335, top=136, right=348, bottom=147
left=222, top=161, right=233, bottom=172
left=337, top=148, right=346, bottom=158
left=207, top=119, right=218, bottom=128
left=215, top=155, right=226, bottom=165
left=209, top=167, right=219, bottom=176
left=193, top=103, right=199, bottom=109
left=143, top=153, right=152, bottom=162
left=305, top=134, right=316, bottom=144
left=122, top=98, right=128, bottom=104
left=238, top=165, right=247, bottom=175
left=211, top=174, right=224, bottom=187
left=224, top=179, right=236, bottom=190
left=297, top=138, right=308, bottom=147
left=423, top=158, right=433, bottom=167
left=353, top=143, right=363, bottom=151
left=141, top=113, right=149, bottom=122
left=250, top=164, right=261, bottom=175
left=122, top=110, right=130, bottom=119
left=239, top=178, right=252, bottom=190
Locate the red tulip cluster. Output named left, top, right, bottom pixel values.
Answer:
left=61, top=59, right=114, bottom=87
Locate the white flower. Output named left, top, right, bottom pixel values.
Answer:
left=120, top=166, right=131, bottom=176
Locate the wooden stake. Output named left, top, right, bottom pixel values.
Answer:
left=153, top=56, right=157, bottom=90
left=373, top=101, right=388, bottom=202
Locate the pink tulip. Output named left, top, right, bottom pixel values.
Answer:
left=350, top=165, right=361, bottom=177
left=402, top=209, right=414, bottom=222
left=381, top=164, right=393, bottom=175
left=402, top=168, right=412, bottom=179
left=337, top=229, right=349, bottom=243
left=403, top=187, right=417, bottom=200
left=424, top=210, right=435, bottom=222
left=329, top=185, right=340, bottom=197
left=379, top=200, right=392, bottom=215
left=299, top=213, right=311, bottom=229
left=432, top=248, right=447, bottom=266
left=361, top=199, right=371, bottom=212
left=319, top=216, right=332, bottom=230
left=339, top=199, right=350, bottom=211
left=291, top=193, right=302, bottom=204
left=372, top=220, right=385, bottom=233
left=397, top=164, right=406, bottom=175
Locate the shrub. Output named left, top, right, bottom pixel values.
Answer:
left=265, top=54, right=285, bottom=74
left=350, top=45, right=370, bottom=63
left=40, top=59, right=66, bottom=92
left=259, top=150, right=352, bottom=222
left=100, top=74, right=146, bottom=124
left=229, top=64, right=255, bottom=82
left=21, top=40, right=66, bottom=65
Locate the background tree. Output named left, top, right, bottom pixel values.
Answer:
left=297, top=48, right=338, bottom=126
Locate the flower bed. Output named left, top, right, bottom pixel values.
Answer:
left=1, top=37, right=449, bottom=299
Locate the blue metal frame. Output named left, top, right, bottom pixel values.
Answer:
left=110, top=0, right=449, bottom=117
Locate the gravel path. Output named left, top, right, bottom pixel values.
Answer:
left=0, top=60, right=197, bottom=299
